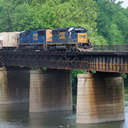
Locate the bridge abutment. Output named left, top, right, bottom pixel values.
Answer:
left=77, top=72, right=124, bottom=124
left=29, top=69, right=72, bottom=112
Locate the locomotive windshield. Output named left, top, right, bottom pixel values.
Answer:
left=68, top=27, right=87, bottom=33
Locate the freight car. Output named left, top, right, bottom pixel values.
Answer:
left=0, top=32, right=20, bottom=48
left=0, top=27, right=92, bottom=51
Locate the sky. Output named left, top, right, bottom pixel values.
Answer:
left=116, top=0, right=128, bottom=8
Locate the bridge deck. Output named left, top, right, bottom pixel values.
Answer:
left=0, top=46, right=128, bottom=73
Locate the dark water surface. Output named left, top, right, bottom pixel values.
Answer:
left=0, top=103, right=127, bottom=128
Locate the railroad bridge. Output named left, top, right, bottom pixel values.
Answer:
left=0, top=45, right=127, bottom=124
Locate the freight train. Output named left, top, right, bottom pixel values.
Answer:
left=0, top=27, right=92, bottom=51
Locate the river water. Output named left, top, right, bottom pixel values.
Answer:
left=0, top=103, right=127, bottom=128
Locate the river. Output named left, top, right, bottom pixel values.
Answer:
left=0, top=102, right=127, bottom=128
left=0, top=69, right=128, bottom=128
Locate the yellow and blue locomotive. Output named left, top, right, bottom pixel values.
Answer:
left=19, top=27, right=92, bottom=50
left=0, top=27, right=92, bottom=50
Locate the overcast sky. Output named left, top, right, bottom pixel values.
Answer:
left=116, top=0, right=128, bottom=8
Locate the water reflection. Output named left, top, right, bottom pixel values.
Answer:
left=0, top=69, right=127, bottom=128
left=0, top=103, right=127, bottom=128
left=29, top=111, right=73, bottom=128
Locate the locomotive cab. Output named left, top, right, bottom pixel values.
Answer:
left=68, top=27, right=91, bottom=49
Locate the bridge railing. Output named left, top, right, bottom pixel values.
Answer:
left=93, top=45, right=128, bottom=52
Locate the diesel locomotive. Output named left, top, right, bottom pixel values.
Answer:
left=0, top=27, right=92, bottom=51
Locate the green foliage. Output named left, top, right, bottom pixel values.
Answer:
left=0, top=0, right=99, bottom=42
left=0, top=0, right=128, bottom=45
left=89, top=32, right=108, bottom=45
left=41, top=67, right=47, bottom=71
left=96, top=0, right=128, bottom=44
left=122, top=73, right=127, bottom=79
left=72, top=70, right=86, bottom=78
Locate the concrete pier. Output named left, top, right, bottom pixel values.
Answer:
left=0, top=67, right=29, bottom=105
left=7, top=69, right=29, bottom=104
left=0, top=67, right=8, bottom=104
left=29, top=69, right=72, bottom=112
left=77, top=72, right=124, bottom=124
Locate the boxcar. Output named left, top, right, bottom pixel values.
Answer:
left=0, top=32, right=20, bottom=48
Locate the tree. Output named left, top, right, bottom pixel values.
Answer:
left=96, top=0, right=128, bottom=44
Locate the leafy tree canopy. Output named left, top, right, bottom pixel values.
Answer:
left=0, top=0, right=128, bottom=45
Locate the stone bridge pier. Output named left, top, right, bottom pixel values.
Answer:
left=77, top=72, right=124, bottom=124
left=0, top=67, right=72, bottom=113
left=29, top=69, right=72, bottom=112
left=0, top=66, right=29, bottom=112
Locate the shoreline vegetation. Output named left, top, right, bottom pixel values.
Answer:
left=125, top=87, right=128, bottom=106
